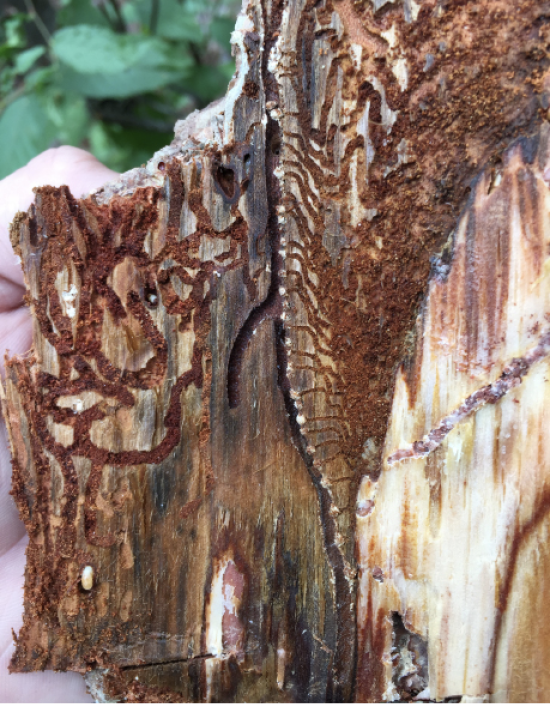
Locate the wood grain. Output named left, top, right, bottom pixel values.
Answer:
left=3, top=0, right=550, bottom=701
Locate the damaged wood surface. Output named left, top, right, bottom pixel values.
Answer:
left=3, top=0, right=550, bottom=701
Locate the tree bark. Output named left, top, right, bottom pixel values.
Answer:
left=3, top=0, right=550, bottom=701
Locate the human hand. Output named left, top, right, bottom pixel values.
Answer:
left=0, top=148, right=118, bottom=703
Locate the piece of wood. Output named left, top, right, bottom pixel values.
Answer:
left=3, top=0, right=550, bottom=701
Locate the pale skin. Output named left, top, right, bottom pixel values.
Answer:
left=0, top=147, right=117, bottom=703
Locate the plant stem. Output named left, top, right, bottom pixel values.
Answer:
left=150, top=0, right=160, bottom=34
left=23, top=0, right=51, bottom=44
left=108, top=0, right=126, bottom=33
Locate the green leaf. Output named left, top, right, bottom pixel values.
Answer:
left=209, top=16, right=235, bottom=47
left=119, top=0, right=203, bottom=39
left=52, top=25, right=192, bottom=98
left=4, top=14, right=29, bottom=49
left=88, top=121, right=173, bottom=172
left=0, top=72, right=15, bottom=101
left=58, top=64, right=179, bottom=98
left=0, top=95, right=57, bottom=179
left=24, top=66, right=56, bottom=89
left=14, top=46, right=46, bottom=75
left=53, top=25, right=151, bottom=74
left=42, top=91, right=89, bottom=146
left=155, top=0, right=203, bottom=41
left=181, top=62, right=234, bottom=104
left=56, top=0, right=110, bottom=28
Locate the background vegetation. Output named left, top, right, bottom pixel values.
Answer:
left=0, top=0, right=239, bottom=178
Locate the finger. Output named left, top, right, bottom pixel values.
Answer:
left=0, top=419, right=27, bottom=558
left=0, top=309, right=34, bottom=558
left=0, top=146, right=118, bottom=291
left=0, top=538, right=92, bottom=703
left=0, top=307, right=33, bottom=370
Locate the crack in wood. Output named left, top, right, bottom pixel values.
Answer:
left=120, top=653, right=214, bottom=671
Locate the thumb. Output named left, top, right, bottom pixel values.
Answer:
left=0, top=146, right=118, bottom=294
left=0, top=147, right=118, bottom=368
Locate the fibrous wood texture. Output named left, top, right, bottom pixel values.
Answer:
left=3, top=0, right=550, bottom=701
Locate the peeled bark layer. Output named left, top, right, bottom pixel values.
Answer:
left=3, top=0, right=550, bottom=701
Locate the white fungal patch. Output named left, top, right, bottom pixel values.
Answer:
left=392, top=57, right=409, bottom=91
left=62, top=284, right=78, bottom=319
left=224, top=11, right=255, bottom=143
left=409, top=0, right=421, bottom=21
left=350, top=44, right=362, bottom=71
left=381, top=25, right=397, bottom=49
left=277, top=648, right=286, bottom=689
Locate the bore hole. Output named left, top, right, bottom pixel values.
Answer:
left=144, top=280, right=159, bottom=307
left=216, top=165, right=236, bottom=200
left=158, top=161, right=166, bottom=172
left=357, top=499, right=375, bottom=517
left=271, top=137, right=281, bottom=156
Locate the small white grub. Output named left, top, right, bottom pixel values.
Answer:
left=81, top=565, right=94, bottom=591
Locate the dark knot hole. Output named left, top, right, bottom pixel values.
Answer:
left=216, top=164, right=237, bottom=200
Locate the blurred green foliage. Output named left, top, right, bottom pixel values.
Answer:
left=0, top=0, right=239, bottom=177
